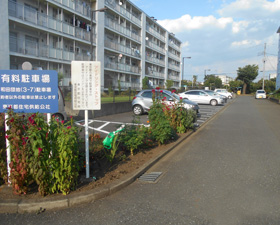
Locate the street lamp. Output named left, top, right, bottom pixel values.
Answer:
left=204, top=69, right=210, bottom=80
left=182, top=57, right=191, bottom=80
left=90, top=7, right=107, bottom=61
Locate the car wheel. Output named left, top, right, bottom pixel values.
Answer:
left=133, top=105, right=143, bottom=115
left=210, top=99, right=218, bottom=106
left=53, top=113, right=64, bottom=122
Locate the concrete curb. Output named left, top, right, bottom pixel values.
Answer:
left=0, top=99, right=236, bottom=214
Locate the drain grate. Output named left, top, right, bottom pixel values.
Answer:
left=138, top=172, right=162, bottom=183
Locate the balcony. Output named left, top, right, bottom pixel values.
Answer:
left=146, top=25, right=165, bottom=42
left=168, top=74, right=180, bottom=81
left=168, top=52, right=180, bottom=61
left=105, top=17, right=141, bottom=42
left=146, top=41, right=165, bottom=54
left=105, top=62, right=141, bottom=74
left=75, top=53, right=91, bottom=61
left=52, top=0, right=91, bottom=18
left=10, top=36, right=74, bottom=62
left=104, top=39, right=141, bottom=58
left=168, top=63, right=180, bottom=71
left=146, top=55, right=165, bottom=66
left=8, top=0, right=92, bottom=42
left=146, top=69, right=165, bottom=78
left=105, top=0, right=141, bottom=27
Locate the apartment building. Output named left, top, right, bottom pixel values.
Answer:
left=0, top=0, right=182, bottom=91
left=215, top=74, right=234, bottom=86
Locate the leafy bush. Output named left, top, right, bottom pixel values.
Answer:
left=148, top=90, right=176, bottom=145
left=0, top=113, right=7, bottom=184
left=4, top=109, right=80, bottom=195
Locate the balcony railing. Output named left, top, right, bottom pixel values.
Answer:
left=146, top=55, right=165, bottom=66
left=105, top=0, right=141, bottom=26
left=10, top=36, right=74, bottom=61
left=168, top=74, right=180, bottom=81
left=105, top=17, right=141, bottom=42
left=8, top=0, right=92, bottom=42
left=145, top=69, right=165, bottom=78
left=168, top=63, right=180, bottom=71
left=105, top=62, right=141, bottom=74
left=52, top=0, right=91, bottom=17
left=146, top=25, right=165, bottom=42
left=168, top=52, right=181, bottom=61
left=104, top=39, right=141, bottom=58
left=146, top=41, right=165, bottom=54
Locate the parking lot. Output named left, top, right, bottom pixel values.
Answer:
left=75, top=99, right=233, bottom=137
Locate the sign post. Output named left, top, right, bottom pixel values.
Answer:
left=0, top=70, right=58, bottom=182
left=71, top=61, right=101, bottom=178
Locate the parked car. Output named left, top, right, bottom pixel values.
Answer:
left=178, top=90, right=224, bottom=106
left=52, top=87, right=67, bottom=121
left=214, top=89, right=233, bottom=99
left=204, top=90, right=227, bottom=103
left=132, top=89, right=199, bottom=115
left=255, top=90, right=266, bottom=99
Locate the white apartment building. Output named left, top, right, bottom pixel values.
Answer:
left=276, top=27, right=280, bottom=90
left=0, top=0, right=182, bottom=91
left=215, top=74, right=234, bottom=86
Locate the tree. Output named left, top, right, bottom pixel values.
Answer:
left=236, top=64, right=258, bottom=94
left=204, top=75, right=222, bottom=90
left=142, top=77, right=149, bottom=90
left=229, top=80, right=243, bottom=92
left=165, top=80, right=173, bottom=90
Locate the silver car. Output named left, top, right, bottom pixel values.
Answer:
left=179, top=90, right=224, bottom=106
left=132, top=89, right=199, bottom=115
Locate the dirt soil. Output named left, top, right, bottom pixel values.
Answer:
left=0, top=135, right=183, bottom=201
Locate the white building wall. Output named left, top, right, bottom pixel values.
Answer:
left=0, top=0, right=10, bottom=69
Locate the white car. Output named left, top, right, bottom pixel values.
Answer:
left=179, top=90, right=224, bottom=106
left=255, top=90, right=266, bottom=99
left=214, top=89, right=233, bottom=99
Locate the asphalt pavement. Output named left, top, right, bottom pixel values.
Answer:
left=1, top=96, right=280, bottom=225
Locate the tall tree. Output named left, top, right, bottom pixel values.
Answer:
left=236, top=64, right=259, bottom=94
left=165, top=79, right=173, bottom=90
left=204, top=75, right=222, bottom=89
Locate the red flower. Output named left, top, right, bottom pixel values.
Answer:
left=38, top=148, right=42, bottom=155
left=152, top=89, right=155, bottom=93
left=180, top=97, right=182, bottom=99
left=61, top=120, right=64, bottom=124
left=10, top=118, right=14, bottom=123
left=5, top=135, right=9, bottom=139
left=171, top=90, right=176, bottom=93
left=160, top=90, right=163, bottom=93
left=156, top=87, right=160, bottom=90
left=67, top=126, right=71, bottom=129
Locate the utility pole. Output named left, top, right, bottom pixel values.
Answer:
left=262, top=43, right=266, bottom=90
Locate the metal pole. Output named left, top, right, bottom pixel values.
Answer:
left=5, top=113, right=11, bottom=184
left=262, top=43, right=266, bottom=90
left=85, top=110, right=89, bottom=178
left=90, top=11, right=93, bottom=61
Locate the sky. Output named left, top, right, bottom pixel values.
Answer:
left=131, top=0, right=280, bottom=82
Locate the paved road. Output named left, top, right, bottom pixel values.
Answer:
left=2, top=96, right=280, bottom=225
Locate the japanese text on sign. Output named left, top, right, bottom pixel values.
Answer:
left=71, top=61, right=101, bottom=110
left=0, top=70, right=58, bottom=113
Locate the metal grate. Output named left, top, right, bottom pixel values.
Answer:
left=138, top=172, right=162, bottom=183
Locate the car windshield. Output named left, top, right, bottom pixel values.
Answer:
left=172, top=93, right=181, bottom=100
left=257, top=90, right=265, bottom=93
left=205, top=91, right=215, bottom=96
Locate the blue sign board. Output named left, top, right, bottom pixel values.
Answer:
left=0, top=70, right=58, bottom=113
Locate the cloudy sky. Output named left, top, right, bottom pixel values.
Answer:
left=131, top=0, right=280, bottom=82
